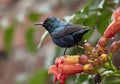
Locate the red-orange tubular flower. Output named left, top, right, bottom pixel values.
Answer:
left=48, top=56, right=83, bottom=84
left=104, top=8, right=120, bottom=38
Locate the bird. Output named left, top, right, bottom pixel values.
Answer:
left=35, top=16, right=92, bottom=54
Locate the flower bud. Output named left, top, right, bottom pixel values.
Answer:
left=89, top=59, right=100, bottom=66
left=99, top=54, right=108, bottom=64
left=64, top=55, right=80, bottom=64
left=104, top=8, right=120, bottom=38
left=94, top=59, right=100, bottom=66
left=91, top=48, right=99, bottom=58
left=83, top=64, right=97, bottom=74
left=85, top=51, right=91, bottom=55
left=96, top=45, right=107, bottom=54
left=104, top=20, right=120, bottom=38
left=79, top=55, right=89, bottom=65
left=98, top=36, right=108, bottom=47
left=110, top=41, right=120, bottom=53
left=84, top=42, right=93, bottom=51
left=113, top=8, right=120, bottom=21
left=117, top=40, right=120, bottom=45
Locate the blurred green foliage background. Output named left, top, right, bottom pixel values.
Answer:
left=0, top=0, right=120, bottom=84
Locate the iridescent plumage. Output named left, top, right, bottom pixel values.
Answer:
left=35, top=16, right=91, bottom=48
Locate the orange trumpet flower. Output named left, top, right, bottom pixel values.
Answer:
left=104, top=8, right=120, bottom=38
left=48, top=56, right=83, bottom=84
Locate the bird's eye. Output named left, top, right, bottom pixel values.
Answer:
left=50, top=20, right=55, bottom=23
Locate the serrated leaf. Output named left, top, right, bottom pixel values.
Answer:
left=28, top=12, right=40, bottom=22
left=28, top=69, right=49, bottom=84
left=26, top=27, right=37, bottom=53
left=4, top=26, right=15, bottom=52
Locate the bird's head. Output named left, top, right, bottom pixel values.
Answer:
left=35, top=16, right=61, bottom=32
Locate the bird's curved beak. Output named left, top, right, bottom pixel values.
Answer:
left=34, top=22, right=44, bottom=25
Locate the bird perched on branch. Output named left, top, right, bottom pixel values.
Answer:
left=35, top=16, right=92, bottom=54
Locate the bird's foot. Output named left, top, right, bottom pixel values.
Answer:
left=63, top=48, right=67, bottom=56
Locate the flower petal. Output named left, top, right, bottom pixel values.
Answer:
left=58, top=64, right=83, bottom=75
left=57, top=74, right=67, bottom=84
left=55, top=56, right=65, bottom=66
left=53, top=75, right=58, bottom=83
left=48, top=65, right=58, bottom=75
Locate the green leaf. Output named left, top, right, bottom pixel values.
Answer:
left=75, top=74, right=88, bottom=84
left=90, top=0, right=105, bottom=10
left=71, top=13, right=87, bottom=24
left=88, top=77, right=94, bottom=84
left=83, top=29, right=94, bottom=40
left=4, top=26, right=15, bottom=52
left=28, top=69, right=49, bottom=84
left=98, top=0, right=105, bottom=9
left=83, top=11, right=98, bottom=27
left=102, top=75, right=120, bottom=84
left=82, top=3, right=90, bottom=14
left=105, top=2, right=116, bottom=8
left=97, top=10, right=112, bottom=35
left=26, top=27, right=37, bottom=53
left=28, top=12, right=40, bottom=22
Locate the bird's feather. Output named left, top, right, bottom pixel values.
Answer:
left=51, top=24, right=92, bottom=38
left=35, top=16, right=92, bottom=48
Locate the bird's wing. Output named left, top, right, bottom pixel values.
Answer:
left=51, top=24, right=92, bottom=38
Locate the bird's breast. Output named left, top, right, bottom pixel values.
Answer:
left=52, top=35, right=77, bottom=48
